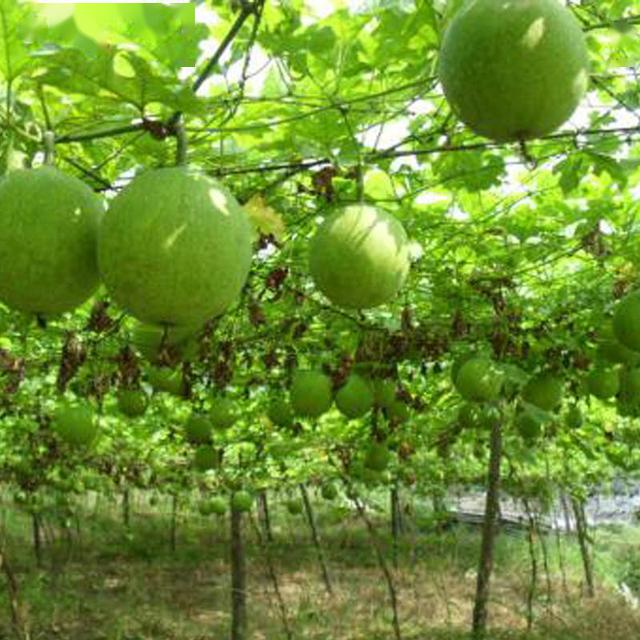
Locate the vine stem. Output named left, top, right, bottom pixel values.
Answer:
left=43, top=131, right=55, bottom=166
left=174, top=118, right=188, bottom=166
left=167, top=1, right=257, bottom=130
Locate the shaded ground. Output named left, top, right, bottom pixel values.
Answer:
left=0, top=491, right=639, bottom=639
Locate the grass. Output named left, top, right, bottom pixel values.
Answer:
left=0, top=490, right=638, bottom=639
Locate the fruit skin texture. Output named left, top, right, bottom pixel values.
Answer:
left=52, top=401, right=98, bottom=447
left=364, top=444, right=390, bottom=472
left=597, top=323, right=640, bottom=366
left=231, top=491, right=253, bottom=513
left=335, top=374, right=374, bottom=419
left=198, top=500, right=216, bottom=516
left=210, top=398, right=237, bottom=430
left=373, top=379, right=397, bottom=409
left=98, top=167, right=252, bottom=326
left=131, top=322, right=196, bottom=363
left=565, top=404, right=583, bottom=429
left=268, top=399, right=294, bottom=429
left=438, top=0, right=589, bottom=142
left=290, top=370, right=333, bottom=418
left=521, top=374, right=563, bottom=412
left=309, top=204, right=410, bottom=309
left=454, top=357, right=503, bottom=402
left=193, top=446, right=218, bottom=472
left=286, top=499, right=303, bottom=516
left=613, top=291, right=640, bottom=353
left=117, top=390, right=148, bottom=418
left=185, top=414, right=213, bottom=444
left=619, top=368, right=640, bottom=405
left=0, top=167, right=102, bottom=314
left=147, top=367, right=184, bottom=396
left=387, top=400, right=410, bottom=422
left=587, top=368, right=620, bottom=400
left=321, top=484, right=337, bottom=501
left=209, top=497, right=228, bottom=516
left=515, top=405, right=546, bottom=441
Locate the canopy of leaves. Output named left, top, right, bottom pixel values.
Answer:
left=1, top=0, right=640, bottom=502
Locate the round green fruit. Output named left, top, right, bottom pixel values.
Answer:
left=268, top=398, right=294, bottom=429
left=98, top=167, right=252, bottom=326
left=290, top=370, right=333, bottom=418
left=0, top=167, right=102, bottom=314
left=117, top=390, right=148, bottom=418
left=184, top=414, right=213, bottom=444
left=52, top=401, right=98, bottom=447
left=147, top=367, right=184, bottom=395
left=451, top=353, right=475, bottom=385
left=500, top=364, right=531, bottom=398
left=364, top=444, right=390, bottom=472
left=564, top=404, right=583, bottom=429
left=515, top=406, right=545, bottom=441
left=386, top=400, right=410, bottom=422
left=210, top=497, right=227, bottom=516
left=286, top=499, right=303, bottom=516
left=613, top=291, right=640, bottom=353
left=198, top=499, right=216, bottom=516
left=521, top=374, right=563, bottom=412
left=454, top=357, right=503, bottom=402
left=321, top=483, right=338, bottom=501
left=438, top=0, right=589, bottom=142
left=193, top=445, right=218, bottom=472
left=231, top=491, right=253, bottom=513
left=587, top=368, right=620, bottom=400
left=617, top=398, right=640, bottom=419
left=210, top=397, right=237, bottom=430
left=131, top=322, right=197, bottom=363
left=309, top=204, right=411, bottom=309
left=373, top=379, right=397, bottom=409
left=335, top=374, right=374, bottom=419
left=596, top=322, right=640, bottom=365
left=620, top=367, right=640, bottom=403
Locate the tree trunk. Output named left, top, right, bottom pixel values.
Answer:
left=560, top=492, right=573, bottom=532
left=170, top=494, right=178, bottom=552
left=523, top=500, right=538, bottom=631
left=554, top=520, right=570, bottom=603
left=230, top=499, right=247, bottom=640
left=538, top=516, right=553, bottom=606
left=249, top=515, right=292, bottom=639
left=391, top=486, right=400, bottom=569
left=299, top=483, right=332, bottom=594
left=32, top=513, right=42, bottom=568
left=471, top=418, right=503, bottom=638
left=352, top=494, right=402, bottom=640
left=258, top=490, right=273, bottom=543
left=0, top=537, right=30, bottom=640
left=122, top=488, right=131, bottom=530
left=571, top=497, right=595, bottom=598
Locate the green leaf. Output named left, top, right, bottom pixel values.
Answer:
left=0, top=0, right=33, bottom=81
left=364, top=168, right=395, bottom=200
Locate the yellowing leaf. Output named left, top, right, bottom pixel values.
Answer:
left=244, top=195, right=286, bottom=240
